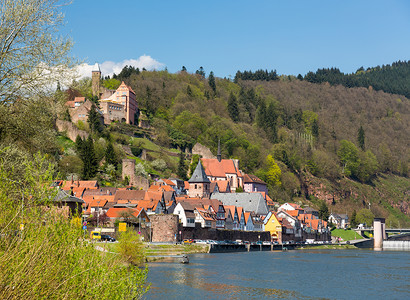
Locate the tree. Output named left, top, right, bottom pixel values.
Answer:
left=356, top=209, right=375, bottom=227
left=88, top=104, right=103, bottom=134
left=350, top=210, right=358, bottom=228
left=177, top=151, right=188, bottom=180
left=312, top=118, right=319, bottom=139
left=358, top=126, right=365, bottom=150
left=76, top=136, right=97, bottom=180
left=227, top=92, right=239, bottom=122
left=319, top=201, right=329, bottom=221
left=338, top=140, right=359, bottom=177
left=0, top=0, right=73, bottom=104
left=105, top=142, right=117, bottom=168
left=181, top=66, right=187, bottom=72
left=265, top=155, right=281, bottom=187
left=195, top=66, right=205, bottom=78
left=208, top=71, right=216, bottom=93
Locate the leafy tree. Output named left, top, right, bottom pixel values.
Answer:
left=208, top=71, right=216, bottom=93
left=356, top=209, right=375, bottom=227
left=177, top=151, right=188, bottom=180
left=0, top=0, right=73, bottom=104
left=265, top=155, right=281, bottom=187
left=358, top=125, right=365, bottom=150
left=189, top=154, right=200, bottom=177
left=312, top=118, right=319, bottom=139
left=227, top=92, right=239, bottom=122
left=102, top=78, right=121, bottom=90
left=338, top=140, right=359, bottom=177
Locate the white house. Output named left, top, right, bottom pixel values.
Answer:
left=173, top=202, right=195, bottom=227
left=329, top=213, right=349, bottom=229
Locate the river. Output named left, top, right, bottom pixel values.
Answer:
left=144, top=249, right=410, bottom=299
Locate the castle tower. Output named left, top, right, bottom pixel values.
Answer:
left=188, top=161, right=210, bottom=198
left=122, top=159, right=136, bottom=186
left=92, top=63, right=101, bottom=98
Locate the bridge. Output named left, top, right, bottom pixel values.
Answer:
left=354, top=228, right=410, bottom=236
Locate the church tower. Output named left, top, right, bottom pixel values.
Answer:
left=92, top=63, right=101, bottom=98
left=188, top=161, right=211, bottom=198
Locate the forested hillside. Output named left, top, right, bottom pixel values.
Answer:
left=68, top=65, right=410, bottom=226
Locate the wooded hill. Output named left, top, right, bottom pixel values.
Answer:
left=77, top=64, right=409, bottom=227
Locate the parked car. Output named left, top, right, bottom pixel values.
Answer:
left=100, top=234, right=116, bottom=242
left=262, top=241, right=271, bottom=245
left=183, top=239, right=194, bottom=244
left=90, top=231, right=101, bottom=240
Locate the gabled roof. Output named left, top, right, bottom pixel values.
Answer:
left=137, top=200, right=158, bottom=211
left=188, top=161, right=210, bottom=183
left=159, top=179, right=176, bottom=186
left=92, top=63, right=100, bottom=72
left=106, top=207, right=145, bottom=219
left=243, top=174, right=267, bottom=185
left=54, top=189, right=84, bottom=204
left=82, top=195, right=115, bottom=204
left=184, top=181, right=189, bottom=189
left=90, top=199, right=108, bottom=208
left=62, top=180, right=98, bottom=190
left=237, top=207, right=244, bottom=220
left=244, top=212, right=252, bottom=225
left=114, top=190, right=146, bottom=202
left=83, top=187, right=117, bottom=197
left=195, top=207, right=215, bottom=221
left=144, top=191, right=163, bottom=202
left=211, top=193, right=268, bottom=215
left=201, top=158, right=242, bottom=178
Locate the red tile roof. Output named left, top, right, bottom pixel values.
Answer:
left=201, top=158, right=242, bottom=178
left=106, top=207, right=143, bottom=219
left=243, top=174, right=266, bottom=185
left=114, top=190, right=146, bottom=202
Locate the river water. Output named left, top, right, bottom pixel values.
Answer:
left=144, top=249, right=410, bottom=299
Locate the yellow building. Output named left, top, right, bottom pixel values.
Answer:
left=264, top=211, right=282, bottom=243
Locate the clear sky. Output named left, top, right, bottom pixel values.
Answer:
left=62, top=0, right=410, bottom=79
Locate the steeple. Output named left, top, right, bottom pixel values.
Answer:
left=217, top=138, right=221, bottom=162
left=188, top=161, right=210, bottom=183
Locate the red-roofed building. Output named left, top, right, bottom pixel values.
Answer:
left=201, top=158, right=243, bottom=192
left=194, top=207, right=216, bottom=228
left=243, top=174, right=268, bottom=194
left=106, top=207, right=149, bottom=226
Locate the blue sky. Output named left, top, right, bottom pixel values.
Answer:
left=63, top=0, right=410, bottom=79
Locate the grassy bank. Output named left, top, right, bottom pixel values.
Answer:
left=331, top=228, right=363, bottom=241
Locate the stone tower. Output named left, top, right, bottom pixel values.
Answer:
left=92, top=63, right=101, bottom=97
left=188, top=161, right=211, bottom=198
left=122, top=159, right=136, bottom=185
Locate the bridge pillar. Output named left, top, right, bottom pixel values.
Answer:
left=373, top=218, right=385, bottom=251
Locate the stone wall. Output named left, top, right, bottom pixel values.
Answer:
left=192, top=143, right=216, bottom=159
left=151, top=214, right=179, bottom=243
left=179, top=223, right=271, bottom=242
left=122, top=159, right=149, bottom=189
left=56, top=120, right=88, bottom=142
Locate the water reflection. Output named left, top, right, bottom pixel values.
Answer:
left=145, top=250, right=410, bottom=299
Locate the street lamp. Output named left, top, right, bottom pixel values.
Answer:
left=96, top=200, right=101, bottom=228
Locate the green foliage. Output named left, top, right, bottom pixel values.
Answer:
left=102, top=78, right=121, bottom=90
left=265, top=155, right=282, bottom=187
left=227, top=92, right=239, bottom=122
left=355, top=209, right=375, bottom=226
left=105, top=141, right=117, bottom=168
left=151, top=159, right=167, bottom=172
left=88, top=104, right=103, bottom=134
left=0, top=153, right=148, bottom=299
left=189, top=154, right=200, bottom=178
left=177, top=151, right=188, bottom=180
left=173, top=111, right=207, bottom=140
left=350, top=210, right=358, bottom=228
left=338, top=140, right=359, bottom=177
left=358, top=126, right=365, bottom=151
left=319, top=201, right=330, bottom=221
left=208, top=71, right=216, bottom=93
left=76, top=135, right=98, bottom=179
left=117, top=230, right=145, bottom=265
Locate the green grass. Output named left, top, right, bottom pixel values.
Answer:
left=331, top=228, right=363, bottom=241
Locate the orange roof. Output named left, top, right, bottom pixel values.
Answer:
left=106, top=207, right=143, bottom=219
left=71, top=187, right=85, bottom=198
left=161, top=179, right=176, bottom=186
left=201, top=158, right=242, bottom=178
left=216, top=180, right=230, bottom=192
left=244, top=212, right=251, bottom=225
left=288, top=203, right=301, bottom=209
left=184, top=181, right=189, bottom=189
left=137, top=200, right=157, bottom=211
left=224, top=205, right=237, bottom=218
left=82, top=195, right=115, bottom=204
left=237, top=207, right=243, bottom=220
left=287, top=210, right=300, bottom=217
left=243, top=174, right=266, bottom=185
left=62, top=180, right=98, bottom=190
left=195, top=208, right=215, bottom=221
left=90, top=199, right=107, bottom=207
left=144, top=191, right=163, bottom=201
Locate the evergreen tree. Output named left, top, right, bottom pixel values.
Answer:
left=105, top=142, right=117, bottom=168
left=195, top=66, right=205, bottom=78
left=312, top=118, right=319, bottom=139
left=358, top=125, right=365, bottom=150
left=88, top=104, right=102, bottom=134
left=319, top=201, right=329, bottom=221
left=177, top=151, right=188, bottom=180
left=181, top=66, right=187, bottom=72
left=351, top=210, right=357, bottom=228
left=81, top=136, right=97, bottom=179
left=208, top=71, right=216, bottom=93
left=227, top=92, right=239, bottom=122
